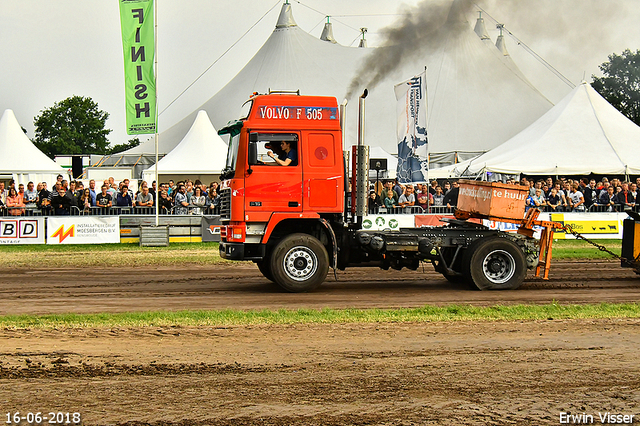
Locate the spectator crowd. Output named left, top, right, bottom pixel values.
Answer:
left=2, top=174, right=638, bottom=217
left=368, top=176, right=640, bottom=214
left=519, top=176, right=640, bottom=213
left=368, top=179, right=459, bottom=214
left=0, top=175, right=221, bottom=216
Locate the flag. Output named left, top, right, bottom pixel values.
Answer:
left=119, top=0, right=156, bottom=135
left=394, top=69, right=428, bottom=183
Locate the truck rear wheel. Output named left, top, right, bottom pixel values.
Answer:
left=270, top=233, right=329, bottom=292
left=464, top=237, right=526, bottom=290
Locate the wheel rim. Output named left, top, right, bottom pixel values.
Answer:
left=283, top=246, right=318, bottom=281
left=482, top=249, right=516, bottom=284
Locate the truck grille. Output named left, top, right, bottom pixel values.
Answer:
left=219, top=188, right=231, bottom=220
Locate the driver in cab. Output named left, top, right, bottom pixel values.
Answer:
left=267, top=141, right=297, bottom=166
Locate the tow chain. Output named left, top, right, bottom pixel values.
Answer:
left=563, top=224, right=638, bottom=267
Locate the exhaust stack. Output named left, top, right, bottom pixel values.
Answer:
left=352, top=89, right=370, bottom=222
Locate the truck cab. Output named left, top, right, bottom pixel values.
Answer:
left=218, top=92, right=346, bottom=291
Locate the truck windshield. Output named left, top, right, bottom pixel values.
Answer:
left=218, top=120, right=243, bottom=180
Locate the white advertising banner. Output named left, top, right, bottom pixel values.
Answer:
left=47, top=217, right=120, bottom=245
left=0, top=217, right=45, bottom=244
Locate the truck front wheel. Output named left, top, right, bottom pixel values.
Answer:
left=256, top=258, right=274, bottom=282
left=270, top=233, right=329, bottom=292
left=465, top=237, right=526, bottom=290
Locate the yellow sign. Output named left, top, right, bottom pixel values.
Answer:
left=550, top=213, right=619, bottom=235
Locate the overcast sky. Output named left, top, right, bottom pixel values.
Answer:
left=1, top=0, right=639, bottom=148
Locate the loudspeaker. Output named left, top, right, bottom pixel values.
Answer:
left=369, top=158, right=387, bottom=171
left=72, top=156, right=83, bottom=178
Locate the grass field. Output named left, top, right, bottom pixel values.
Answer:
left=0, top=242, right=227, bottom=267
left=0, top=303, right=638, bottom=329
left=0, top=239, right=623, bottom=268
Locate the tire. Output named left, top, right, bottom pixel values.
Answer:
left=464, top=237, right=526, bottom=290
left=270, top=233, right=329, bottom=292
left=256, top=259, right=274, bottom=282
left=443, top=273, right=468, bottom=284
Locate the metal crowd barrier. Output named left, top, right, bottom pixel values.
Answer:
left=3, top=202, right=636, bottom=217
left=0, top=204, right=221, bottom=217
left=427, top=206, right=455, bottom=214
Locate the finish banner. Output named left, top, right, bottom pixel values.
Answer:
left=47, top=217, right=120, bottom=245
left=0, top=217, right=45, bottom=245
left=119, top=0, right=156, bottom=135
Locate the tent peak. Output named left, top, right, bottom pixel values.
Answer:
left=358, top=27, right=367, bottom=48
left=473, top=12, right=490, bottom=40
left=320, top=17, right=338, bottom=44
left=276, top=2, right=297, bottom=29
left=446, top=0, right=470, bottom=28
left=495, top=24, right=509, bottom=56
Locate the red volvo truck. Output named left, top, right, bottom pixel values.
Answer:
left=217, top=91, right=558, bottom=292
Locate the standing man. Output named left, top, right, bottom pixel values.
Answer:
left=443, top=181, right=460, bottom=208
left=24, top=182, right=38, bottom=208
left=615, top=182, right=635, bottom=211
left=115, top=185, right=133, bottom=207
left=398, top=184, right=416, bottom=208
left=96, top=184, right=113, bottom=209
left=150, top=181, right=157, bottom=199
left=136, top=183, right=154, bottom=208
left=88, top=179, right=97, bottom=206
left=17, top=183, right=26, bottom=204
left=583, top=179, right=598, bottom=209
left=173, top=184, right=189, bottom=215
left=0, top=181, right=6, bottom=205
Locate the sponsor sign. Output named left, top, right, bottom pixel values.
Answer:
left=481, top=212, right=625, bottom=240
left=47, top=217, right=120, bottom=244
left=362, top=214, right=415, bottom=231
left=0, top=217, right=45, bottom=244
left=549, top=212, right=623, bottom=239
left=201, top=216, right=221, bottom=242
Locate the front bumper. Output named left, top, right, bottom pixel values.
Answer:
left=219, top=242, right=265, bottom=261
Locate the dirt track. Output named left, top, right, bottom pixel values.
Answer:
left=1, top=260, right=639, bottom=315
left=1, top=261, right=640, bottom=425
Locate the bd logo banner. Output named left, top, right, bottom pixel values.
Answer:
left=0, top=218, right=45, bottom=245
left=46, top=217, right=120, bottom=244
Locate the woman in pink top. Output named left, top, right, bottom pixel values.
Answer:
left=6, top=187, right=25, bottom=216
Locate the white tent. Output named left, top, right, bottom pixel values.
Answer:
left=135, top=1, right=552, bottom=167
left=440, top=82, right=640, bottom=176
left=0, top=109, right=64, bottom=186
left=142, top=110, right=227, bottom=184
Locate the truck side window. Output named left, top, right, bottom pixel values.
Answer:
left=252, top=134, right=298, bottom=167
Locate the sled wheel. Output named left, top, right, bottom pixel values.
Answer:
left=464, top=237, right=526, bottom=290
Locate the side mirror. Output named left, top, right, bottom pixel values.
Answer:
left=248, top=142, right=258, bottom=165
